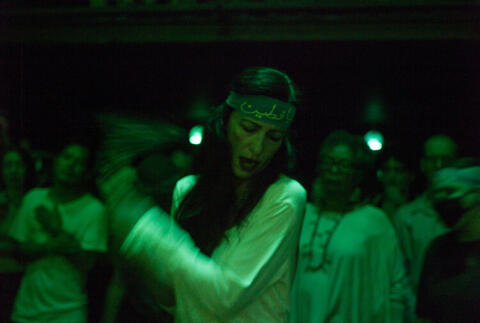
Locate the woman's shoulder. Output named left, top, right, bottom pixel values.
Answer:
left=355, top=204, right=385, bottom=216
left=349, top=204, right=395, bottom=235
left=175, top=174, right=198, bottom=191
left=351, top=204, right=389, bottom=223
left=172, top=175, right=199, bottom=203
left=22, top=187, right=49, bottom=201
left=263, top=175, right=306, bottom=204
left=247, top=176, right=306, bottom=226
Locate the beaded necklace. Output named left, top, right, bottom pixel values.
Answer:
left=304, top=204, right=352, bottom=271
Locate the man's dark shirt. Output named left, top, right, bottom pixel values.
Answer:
left=416, top=231, right=480, bottom=323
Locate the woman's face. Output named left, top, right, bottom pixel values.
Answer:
left=54, top=144, right=89, bottom=186
left=2, top=151, right=26, bottom=189
left=380, top=157, right=411, bottom=191
left=226, top=111, right=286, bottom=180
left=319, top=144, right=359, bottom=197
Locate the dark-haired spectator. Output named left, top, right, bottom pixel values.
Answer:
left=8, top=142, right=107, bottom=323
left=0, top=147, right=36, bottom=322
left=375, top=145, right=415, bottom=219
left=0, top=147, right=36, bottom=233
left=290, top=130, right=409, bottom=323
left=416, top=160, right=480, bottom=323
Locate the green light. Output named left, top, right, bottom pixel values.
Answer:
left=189, top=125, right=203, bottom=145
left=364, top=130, right=383, bottom=151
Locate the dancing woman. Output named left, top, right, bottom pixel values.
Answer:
left=104, top=66, right=306, bottom=322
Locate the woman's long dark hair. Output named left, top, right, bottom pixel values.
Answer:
left=175, top=67, right=299, bottom=255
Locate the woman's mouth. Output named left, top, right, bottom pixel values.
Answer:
left=239, top=157, right=259, bottom=172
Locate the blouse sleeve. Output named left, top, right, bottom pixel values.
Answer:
left=120, top=178, right=306, bottom=318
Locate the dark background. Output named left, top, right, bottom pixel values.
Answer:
left=2, top=39, right=479, bottom=187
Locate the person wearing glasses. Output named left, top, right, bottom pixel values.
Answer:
left=290, top=130, right=409, bottom=323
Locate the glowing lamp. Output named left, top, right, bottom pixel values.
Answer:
left=364, top=130, right=384, bottom=151
left=189, top=125, right=203, bottom=145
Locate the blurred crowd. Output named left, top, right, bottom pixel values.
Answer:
left=0, top=114, right=195, bottom=323
left=0, top=106, right=478, bottom=323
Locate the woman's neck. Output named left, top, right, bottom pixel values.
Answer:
left=49, top=184, right=85, bottom=204
left=233, top=178, right=251, bottom=203
left=320, top=194, right=353, bottom=213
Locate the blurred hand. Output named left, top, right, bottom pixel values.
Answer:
left=48, top=231, right=81, bottom=255
left=99, top=167, right=155, bottom=251
left=35, top=205, right=63, bottom=236
left=99, top=167, right=137, bottom=209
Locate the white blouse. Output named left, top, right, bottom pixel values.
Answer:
left=121, top=175, right=306, bottom=322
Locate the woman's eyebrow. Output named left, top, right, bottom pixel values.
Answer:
left=240, top=118, right=286, bottom=134
left=240, top=119, right=260, bottom=126
left=269, top=129, right=287, bottom=136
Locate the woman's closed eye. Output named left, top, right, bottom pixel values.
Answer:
left=240, top=121, right=259, bottom=133
left=242, top=125, right=257, bottom=133
left=267, top=132, right=284, bottom=142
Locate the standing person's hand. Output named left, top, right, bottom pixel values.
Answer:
left=48, top=231, right=81, bottom=255
left=34, top=206, right=81, bottom=255
left=35, top=205, right=63, bottom=236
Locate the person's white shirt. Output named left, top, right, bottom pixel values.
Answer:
left=121, top=175, right=306, bottom=322
left=8, top=188, right=107, bottom=323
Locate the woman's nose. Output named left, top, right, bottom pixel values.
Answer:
left=248, top=134, right=265, bottom=156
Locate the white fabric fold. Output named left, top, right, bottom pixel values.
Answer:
left=121, top=175, right=306, bottom=322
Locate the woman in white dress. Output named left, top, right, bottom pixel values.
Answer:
left=103, top=66, right=307, bottom=323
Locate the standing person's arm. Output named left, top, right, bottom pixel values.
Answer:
left=120, top=178, right=306, bottom=318
left=14, top=231, right=80, bottom=261
left=417, top=235, right=480, bottom=323
left=366, top=208, right=412, bottom=323
left=389, top=237, right=414, bottom=323
left=23, top=201, right=106, bottom=273
left=17, top=204, right=84, bottom=261
left=392, top=208, right=415, bottom=287
left=415, top=240, right=438, bottom=323
left=99, top=266, right=126, bottom=323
